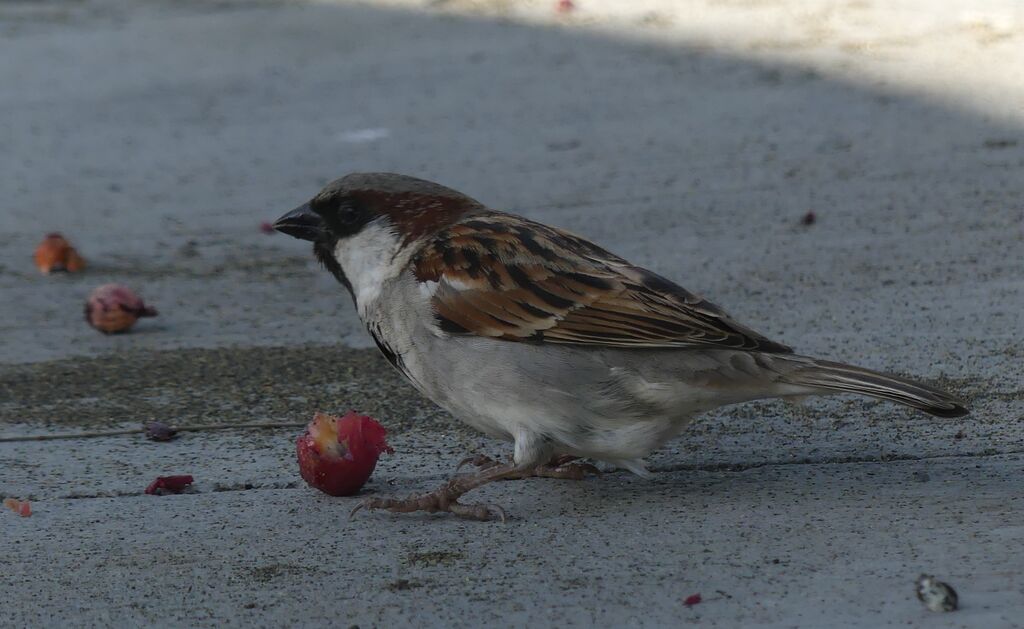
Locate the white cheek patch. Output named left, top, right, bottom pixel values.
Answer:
left=333, top=220, right=405, bottom=313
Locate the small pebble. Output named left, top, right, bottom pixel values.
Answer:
left=916, top=574, right=958, bottom=612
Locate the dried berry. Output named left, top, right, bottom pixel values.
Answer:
left=800, top=211, right=816, bottom=226
left=683, top=593, right=702, bottom=607
left=144, top=421, right=178, bottom=442
left=145, top=475, right=194, bottom=495
left=33, top=233, right=86, bottom=274
left=84, top=284, right=158, bottom=334
left=296, top=411, right=394, bottom=497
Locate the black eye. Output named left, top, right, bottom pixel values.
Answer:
left=337, top=202, right=360, bottom=225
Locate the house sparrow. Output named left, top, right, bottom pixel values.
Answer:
left=274, top=173, right=968, bottom=521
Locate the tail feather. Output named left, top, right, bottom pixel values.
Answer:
left=778, top=358, right=968, bottom=418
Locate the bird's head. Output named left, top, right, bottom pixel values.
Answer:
left=273, top=172, right=482, bottom=302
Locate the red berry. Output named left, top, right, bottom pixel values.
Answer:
left=295, top=411, right=393, bottom=497
left=684, top=593, right=702, bottom=607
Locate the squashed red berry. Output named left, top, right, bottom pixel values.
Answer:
left=145, top=475, right=194, bottom=495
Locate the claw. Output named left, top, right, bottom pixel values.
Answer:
left=454, top=454, right=500, bottom=473
left=573, top=463, right=603, bottom=477
left=448, top=501, right=507, bottom=522
left=551, top=454, right=580, bottom=467
left=454, top=455, right=481, bottom=473
left=349, top=502, right=366, bottom=519
left=489, top=503, right=507, bottom=523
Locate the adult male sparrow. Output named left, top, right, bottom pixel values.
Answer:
left=274, top=172, right=968, bottom=521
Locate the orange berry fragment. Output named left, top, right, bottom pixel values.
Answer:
left=33, top=233, right=86, bottom=274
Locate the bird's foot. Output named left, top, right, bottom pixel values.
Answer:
left=532, top=459, right=602, bottom=480
left=352, top=464, right=517, bottom=522
left=454, top=453, right=506, bottom=473
left=354, top=455, right=601, bottom=521
left=351, top=490, right=506, bottom=522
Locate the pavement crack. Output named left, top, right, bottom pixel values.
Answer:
left=53, top=481, right=301, bottom=501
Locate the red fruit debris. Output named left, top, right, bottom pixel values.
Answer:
left=684, top=593, right=702, bottom=607
left=84, top=283, right=158, bottom=334
left=144, top=421, right=178, bottom=442
left=557, top=0, right=575, bottom=13
left=34, top=233, right=86, bottom=274
left=145, top=475, right=194, bottom=495
left=4, top=498, right=32, bottom=517
left=259, top=221, right=275, bottom=235
left=296, top=411, right=394, bottom=497
left=800, top=211, right=816, bottom=226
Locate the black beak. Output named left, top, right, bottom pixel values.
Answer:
left=273, top=202, right=324, bottom=241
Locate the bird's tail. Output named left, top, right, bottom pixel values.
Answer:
left=775, top=357, right=968, bottom=418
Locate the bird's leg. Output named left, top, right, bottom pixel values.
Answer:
left=352, top=454, right=602, bottom=521
left=352, top=462, right=522, bottom=522
left=455, top=453, right=601, bottom=481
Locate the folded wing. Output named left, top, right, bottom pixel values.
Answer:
left=412, top=214, right=792, bottom=353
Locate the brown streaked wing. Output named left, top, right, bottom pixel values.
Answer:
left=412, top=214, right=792, bottom=353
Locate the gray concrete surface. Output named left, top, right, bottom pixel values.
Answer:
left=1, top=0, right=1022, bottom=627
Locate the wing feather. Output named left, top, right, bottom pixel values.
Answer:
left=412, top=214, right=792, bottom=353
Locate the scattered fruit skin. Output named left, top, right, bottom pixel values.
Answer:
left=145, top=475, right=194, bottom=495
left=33, top=233, right=86, bottom=274
left=144, top=421, right=178, bottom=442
left=684, top=593, right=702, bottom=607
left=4, top=498, right=32, bottom=517
left=84, top=284, right=158, bottom=334
left=296, top=411, right=394, bottom=497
